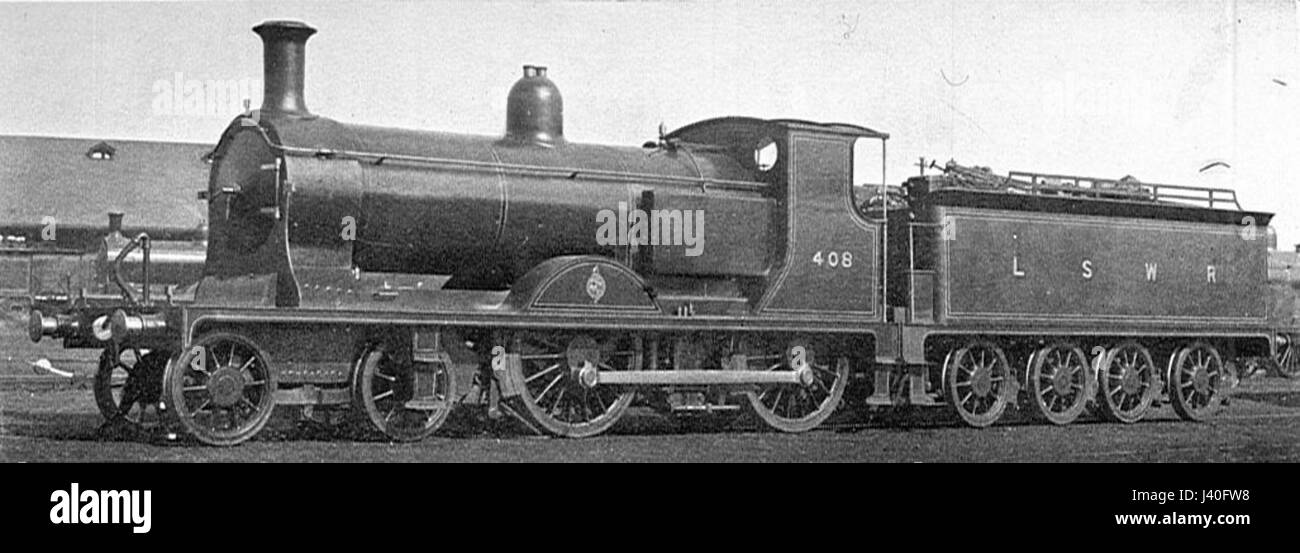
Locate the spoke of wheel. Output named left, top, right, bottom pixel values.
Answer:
left=374, top=370, right=396, bottom=383
left=534, top=374, right=563, bottom=405
left=525, top=363, right=561, bottom=384
left=550, top=387, right=568, bottom=417
left=811, top=364, right=836, bottom=377
left=373, top=389, right=394, bottom=402
left=582, top=390, right=598, bottom=420
left=810, top=376, right=831, bottom=395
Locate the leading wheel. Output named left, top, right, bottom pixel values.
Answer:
left=165, top=333, right=277, bottom=446
left=1095, top=341, right=1156, bottom=424
left=945, top=340, right=1013, bottom=428
left=743, top=339, right=849, bottom=433
left=1168, top=342, right=1225, bottom=422
left=506, top=332, right=638, bottom=438
left=94, top=347, right=169, bottom=428
left=1027, top=342, right=1090, bottom=425
left=1272, top=333, right=1300, bottom=378
left=352, top=344, right=455, bottom=441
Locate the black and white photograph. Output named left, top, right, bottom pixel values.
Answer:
left=0, top=0, right=1296, bottom=537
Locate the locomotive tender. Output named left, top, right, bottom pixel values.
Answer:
left=44, top=20, right=1274, bottom=445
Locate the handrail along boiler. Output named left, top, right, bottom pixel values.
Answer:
left=95, top=20, right=1272, bottom=444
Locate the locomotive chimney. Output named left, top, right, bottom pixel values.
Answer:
left=504, top=65, right=565, bottom=147
left=107, top=212, right=124, bottom=235
left=253, top=20, right=317, bottom=117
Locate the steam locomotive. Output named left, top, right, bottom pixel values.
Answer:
left=30, top=20, right=1278, bottom=445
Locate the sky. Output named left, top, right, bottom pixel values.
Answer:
left=1, top=0, right=1297, bottom=243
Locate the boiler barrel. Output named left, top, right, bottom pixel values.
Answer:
left=270, top=122, right=760, bottom=287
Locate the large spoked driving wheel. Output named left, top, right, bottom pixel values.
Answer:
left=94, top=347, right=169, bottom=428
left=165, top=333, right=277, bottom=446
left=1168, top=342, right=1225, bottom=422
left=353, top=344, right=454, bottom=441
left=1095, top=341, right=1156, bottom=424
left=507, top=333, right=638, bottom=438
left=1027, top=342, right=1091, bottom=425
left=743, top=340, right=849, bottom=433
left=1272, top=334, right=1300, bottom=378
left=945, top=340, right=1014, bottom=428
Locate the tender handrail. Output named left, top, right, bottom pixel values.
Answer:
left=1007, top=170, right=1242, bottom=210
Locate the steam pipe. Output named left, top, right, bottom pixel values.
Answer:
left=111, top=233, right=151, bottom=306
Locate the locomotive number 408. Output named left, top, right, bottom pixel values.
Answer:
left=812, top=250, right=853, bottom=269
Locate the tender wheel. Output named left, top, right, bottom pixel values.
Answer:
left=743, top=339, right=849, bottom=433
left=1095, top=341, right=1157, bottom=424
left=1271, top=333, right=1300, bottom=378
left=945, top=340, right=1013, bottom=427
left=352, top=344, right=455, bottom=441
left=94, top=347, right=169, bottom=427
left=1168, top=342, right=1225, bottom=421
left=165, top=333, right=277, bottom=446
left=506, top=332, right=637, bottom=438
left=1027, top=342, right=1091, bottom=425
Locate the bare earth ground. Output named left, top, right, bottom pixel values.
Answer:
left=3, top=318, right=1299, bottom=462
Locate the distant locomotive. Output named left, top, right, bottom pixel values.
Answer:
left=6, top=136, right=211, bottom=425
left=44, top=20, right=1276, bottom=445
left=1, top=135, right=209, bottom=302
